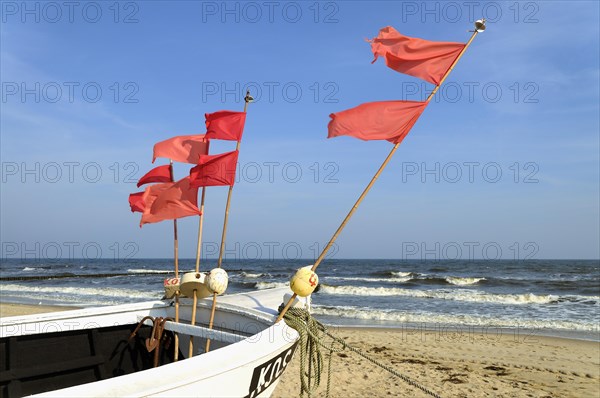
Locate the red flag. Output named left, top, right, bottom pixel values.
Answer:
left=140, top=176, right=201, bottom=227
left=327, top=100, right=428, bottom=144
left=153, top=135, right=209, bottom=164
left=189, top=150, right=239, bottom=188
left=205, top=111, right=246, bottom=141
left=137, top=165, right=172, bottom=187
left=128, top=192, right=145, bottom=213
left=370, top=26, right=465, bottom=85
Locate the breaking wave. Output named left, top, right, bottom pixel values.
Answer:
left=445, top=277, right=486, bottom=286
left=127, top=269, right=171, bottom=274
left=0, top=283, right=159, bottom=305
left=352, top=271, right=486, bottom=286
left=325, top=276, right=413, bottom=283
left=391, top=271, right=413, bottom=277
left=311, top=305, right=600, bottom=332
left=254, top=281, right=288, bottom=290
left=319, top=284, right=564, bottom=305
left=240, top=272, right=268, bottom=279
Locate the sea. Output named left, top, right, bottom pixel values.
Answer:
left=1, top=259, right=599, bottom=341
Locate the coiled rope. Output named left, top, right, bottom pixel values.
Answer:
left=281, top=306, right=443, bottom=398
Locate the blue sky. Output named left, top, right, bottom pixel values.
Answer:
left=1, top=1, right=598, bottom=261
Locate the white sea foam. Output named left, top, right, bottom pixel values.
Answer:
left=329, top=274, right=484, bottom=285
left=325, top=276, right=412, bottom=283
left=22, top=267, right=36, bottom=272
left=445, top=277, right=486, bottom=286
left=391, top=271, right=413, bottom=277
left=240, top=272, right=265, bottom=279
left=319, top=284, right=560, bottom=305
left=0, top=283, right=158, bottom=305
left=255, top=281, right=288, bottom=290
left=311, top=305, right=600, bottom=332
left=127, top=269, right=171, bottom=274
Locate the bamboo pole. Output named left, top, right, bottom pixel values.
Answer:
left=275, top=23, right=484, bottom=324
left=195, top=188, right=208, bottom=273
left=168, top=160, right=181, bottom=361
left=188, top=187, right=207, bottom=358
left=205, top=91, right=252, bottom=353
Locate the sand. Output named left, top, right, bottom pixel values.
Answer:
left=0, top=302, right=79, bottom=317
left=2, top=303, right=598, bottom=397
left=273, top=326, right=600, bottom=398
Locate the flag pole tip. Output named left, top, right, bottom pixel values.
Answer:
left=244, top=90, right=254, bottom=103
left=473, top=19, right=486, bottom=32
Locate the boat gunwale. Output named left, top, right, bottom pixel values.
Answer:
left=1, top=288, right=301, bottom=397
left=0, top=290, right=281, bottom=337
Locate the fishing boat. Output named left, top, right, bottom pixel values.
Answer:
left=1, top=88, right=310, bottom=398
left=0, top=287, right=300, bottom=398
left=0, top=20, right=485, bottom=398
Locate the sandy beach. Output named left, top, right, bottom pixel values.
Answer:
left=0, top=302, right=79, bottom=317
left=2, top=303, right=598, bottom=397
left=273, top=326, right=600, bottom=398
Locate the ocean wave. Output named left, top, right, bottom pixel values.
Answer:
left=18, top=266, right=55, bottom=272
left=127, top=269, right=171, bottom=274
left=319, top=284, right=560, bottom=305
left=325, top=276, right=413, bottom=283
left=312, top=305, right=600, bottom=332
left=0, top=283, right=158, bottom=304
left=368, top=271, right=489, bottom=286
left=391, top=271, right=413, bottom=277
left=557, top=295, right=600, bottom=303
left=230, top=281, right=260, bottom=289
left=445, top=277, right=486, bottom=286
left=240, top=272, right=268, bottom=279
left=328, top=273, right=485, bottom=286
left=255, top=281, right=288, bottom=290
left=371, top=270, right=416, bottom=278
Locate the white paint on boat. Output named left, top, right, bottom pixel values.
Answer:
left=0, top=287, right=300, bottom=398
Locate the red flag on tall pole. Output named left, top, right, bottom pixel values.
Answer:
left=189, top=150, right=239, bottom=188
left=369, top=26, right=465, bottom=85
left=327, top=100, right=428, bottom=144
left=153, top=135, right=210, bottom=164
left=128, top=192, right=146, bottom=213
left=140, top=176, right=201, bottom=227
left=137, top=165, right=172, bottom=187
left=205, top=111, right=246, bottom=141
left=277, top=21, right=486, bottom=328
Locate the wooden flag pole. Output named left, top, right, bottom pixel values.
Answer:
left=195, top=188, right=208, bottom=274
left=205, top=91, right=252, bottom=353
left=188, top=186, right=207, bottom=358
left=275, top=22, right=484, bottom=324
left=168, top=160, right=181, bottom=361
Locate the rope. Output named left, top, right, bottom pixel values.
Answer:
left=281, top=307, right=443, bottom=398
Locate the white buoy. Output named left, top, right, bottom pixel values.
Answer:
left=206, top=268, right=228, bottom=295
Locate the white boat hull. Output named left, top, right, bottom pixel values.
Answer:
left=0, top=288, right=299, bottom=398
